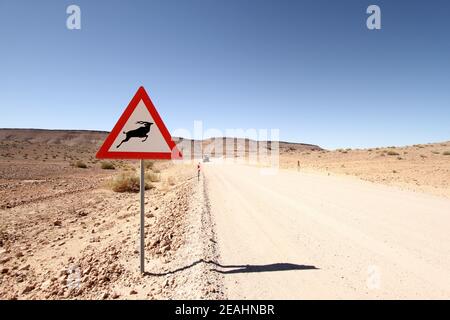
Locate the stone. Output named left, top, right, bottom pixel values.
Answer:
left=40, top=279, right=52, bottom=290
left=111, top=292, right=120, bottom=299
left=22, top=285, right=35, bottom=294
left=58, top=275, right=67, bottom=285
left=19, top=264, right=30, bottom=271
left=0, top=256, right=11, bottom=264
left=58, top=269, right=67, bottom=277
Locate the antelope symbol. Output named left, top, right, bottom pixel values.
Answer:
left=116, top=121, right=153, bottom=148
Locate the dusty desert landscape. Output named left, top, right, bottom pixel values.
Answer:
left=1, top=128, right=450, bottom=299
left=0, top=129, right=223, bottom=299
left=280, top=142, right=450, bottom=198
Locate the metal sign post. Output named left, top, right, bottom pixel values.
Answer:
left=140, top=159, right=145, bottom=274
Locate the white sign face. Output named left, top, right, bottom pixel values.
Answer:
left=96, top=86, right=182, bottom=160
left=108, top=100, right=171, bottom=153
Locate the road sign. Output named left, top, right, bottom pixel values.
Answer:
left=96, top=86, right=182, bottom=160
left=96, top=86, right=182, bottom=274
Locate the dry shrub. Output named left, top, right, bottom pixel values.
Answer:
left=101, top=161, right=115, bottom=170
left=110, top=172, right=153, bottom=193
left=167, top=176, right=176, bottom=186
left=145, top=161, right=155, bottom=170
left=386, top=151, right=399, bottom=156
left=145, top=172, right=161, bottom=182
left=74, top=160, right=87, bottom=168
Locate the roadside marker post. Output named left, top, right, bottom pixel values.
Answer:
left=96, top=86, right=182, bottom=274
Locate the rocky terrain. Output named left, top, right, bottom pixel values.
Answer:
left=0, top=130, right=224, bottom=300
left=1, top=129, right=449, bottom=299
left=280, top=142, right=450, bottom=198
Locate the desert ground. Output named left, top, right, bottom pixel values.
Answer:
left=1, top=129, right=450, bottom=299
left=280, top=142, right=450, bottom=198
left=206, top=163, right=450, bottom=299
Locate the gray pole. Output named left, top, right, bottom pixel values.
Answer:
left=140, top=159, right=145, bottom=274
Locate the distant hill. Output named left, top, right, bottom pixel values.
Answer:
left=0, top=129, right=322, bottom=156
left=0, top=129, right=108, bottom=146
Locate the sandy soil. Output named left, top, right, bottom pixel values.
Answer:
left=280, top=141, right=450, bottom=198
left=205, top=163, right=450, bottom=299
left=0, top=155, right=223, bottom=299
left=1, top=130, right=449, bottom=300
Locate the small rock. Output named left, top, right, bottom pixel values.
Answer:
left=78, top=211, right=88, bottom=217
left=0, top=256, right=11, bottom=264
left=63, top=289, right=72, bottom=298
left=111, top=292, right=120, bottom=299
left=22, top=285, right=35, bottom=294
left=101, top=292, right=109, bottom=299
left=154, top=288, right=162, bottom=295
left=53, top=220, right=62, bottom=227
left=19, top=264, right=30, bottom=271
left=83, top=266, right=92, bottom=275
left=130, top=289, right=137, bottom=295
left=1, top=267, right=9, bottom=274
left=15, top=252, right=24, bottom=258
left=40, top=279, right=52, bottom=290
left=58, top=275, right=67, bottom=285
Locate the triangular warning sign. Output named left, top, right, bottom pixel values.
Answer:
left=96, top=87, right=182, bottom=160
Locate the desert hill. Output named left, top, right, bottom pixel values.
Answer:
left=0, top=128, right=322, bottom=157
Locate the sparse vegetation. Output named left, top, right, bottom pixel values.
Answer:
left=110, top=172, right=153, bottom=192
left=386, top=151, right=400, bottom=156
left=101, top=161, right=115, bottom=170
left=167, top=176, right=176, bottom=186
left=74, top=160, right=87, bottom=168
left=145, top=161, right=155, bottom=170
left=145, top=172, right=161, bottom=182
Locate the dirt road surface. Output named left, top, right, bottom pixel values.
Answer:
left=204, top=163, right=450, bottom=299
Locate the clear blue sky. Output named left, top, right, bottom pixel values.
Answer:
left=1, top=0, right=449, bottom=149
